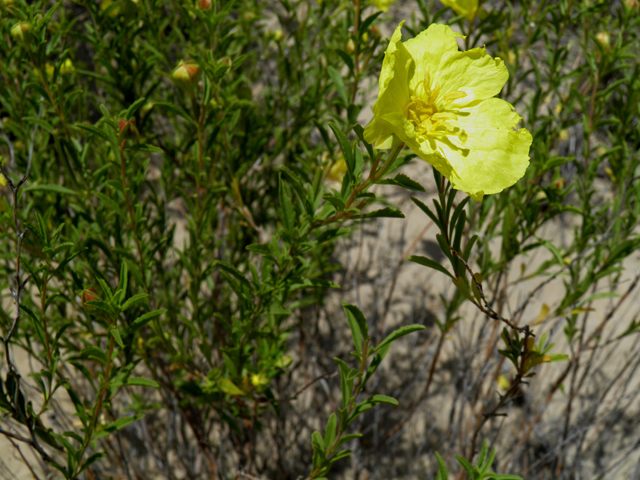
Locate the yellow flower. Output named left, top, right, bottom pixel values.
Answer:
left=440, top=0, right=478, bottom=20
left=364, top=22, right=532, bottom=201
left=326, top=157, right=347, bottom=183
left=373, top=0, right=395, bottom=12
left=100, top=0, right=138, bottom=18
left=60, top=58, right=74, bottom=74
left=497, top=375, right=510, bottom=391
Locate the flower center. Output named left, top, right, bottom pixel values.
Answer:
left=404, top=73, right=467, bottom=140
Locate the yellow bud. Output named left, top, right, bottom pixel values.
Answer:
left=558, top=129, right=569, bottom=141
left=44, top=63, right=55, bottom=78
left=525, top=337, right=535, bottom=352
left=11, top=21, right=32, bottom=43
left=273, top=29, right=283, bottom=41
left=362, top=32, right=369, bottom=43
left=171, top=60, right=201, bottom=93
left=554, top=103, right=563, bottom=115
left=326, top=157, right=347, bottom=183
left=534, top=190, right=547, bottom=202
left=250, top=373, right=269, bottom=391
left=497, top=375, right=511, bottom=391
left=60, top=58, right=74, bottom=74
left=596, top=32, right=610, bottom=49
left=345, top=39, right=356, bottom=54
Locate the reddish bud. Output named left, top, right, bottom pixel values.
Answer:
left=171, top=60, right=201, bottom=93
left=82, top=288, right=99, bottom=308
left=552, top=177, right=567, bottom=190
left=198, top=0, right=211, bottom=9
left=118, top=117, right=138, bottom=139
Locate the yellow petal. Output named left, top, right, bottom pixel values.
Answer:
left=372, top=111, right=455, bottom=179
left=435, top=48, right=508, bottom=107
left=364, top=22, right=413, bottom=148
left=436, top=98, right=532, bottom=200
left=402, top=24, right=461, bottom=94
left=373, top=0, right=395, bottom=11
left=440, top=0, right=479, bottom=20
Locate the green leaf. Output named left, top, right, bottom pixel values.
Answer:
left=454, top=455, right=475, bottom=477
left=364, top=343, right=390, bottom=385
left=334, top=433, right=362, bottom=449
left=328, top=122, right=354, bottom=181
left=127, top=309, right=167, bottom=334
left=372, top=324, right=425, bottom=355
left=74, top=123, right=109, bottom=141
left=327, top=66, right=349, bottom=106
left=95, top=414, right=144, bottom=440
left=334, top=358, right=352, bottom=410
left=334, top=49, right=354, bottom=72
left=78, top=452, right=107, bottom=475
left=218, top=378, right=245, bottom=396
left=342, top=303, right=369, bottom=352
left=120, top=293, right=148, bottom=311
left=134, top=144, right=165, bottom=153
left=22, top=184, right=79, bottom=196
left=360, top=207, right=405, bottom=219
left=108, top=325, right=124, bottom=349
left=279, top=175, right=296, bottom=232
left=411, top=196, right=440, bottom=226
left=408, top=255, right=454, bottom=279
left=124, top=97, right=146, bottom=120
left=377, top=173, right=425, bottom=192
left=124, top=377, right=160, bottom=388
left=312, top=430, right=325, bottom=453
left=329, top=449, right=351, bottom=463
left=151, top=102, right=196, bottom=124
left=367, top=394, right=398, bottom=406
left=435, top=452, right=449, bottom=480
left=323, top=193, right=346, bottom=212
left=324, top=413, right=337, bottom=448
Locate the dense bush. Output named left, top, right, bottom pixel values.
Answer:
left=1, top=0, right=640, bottom=479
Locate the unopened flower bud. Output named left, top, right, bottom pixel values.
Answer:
left=60, top=58, right=74, bottom=74
left=625, top=0, right=639, bottom=8
left=345, top=39, right=356, bottom=54
left=198, top=0, right=211, bottom=9
left=11, top=21, right=32, bottom=43
left=552, top=177, right=567, bottom=190
left=596, top=32, right=610, bottom=49
left=118, top=117, right=138, bottom=139
left=525, top=337, right=535, bottom=352
left=558, top=129, right=569, bottom=141
left=82, top=288, right=99, bottom=308
left=171, top=60, right=201, bottom=94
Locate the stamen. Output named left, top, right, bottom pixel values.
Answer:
left=442, top=91, right=467, bottom=104
left=431, top=112, right=458, bottom=122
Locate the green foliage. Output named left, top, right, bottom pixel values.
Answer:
left=0, top=0, right=639, bottom=478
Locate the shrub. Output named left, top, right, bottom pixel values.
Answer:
left=1, top=0, right=639, bottom=479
